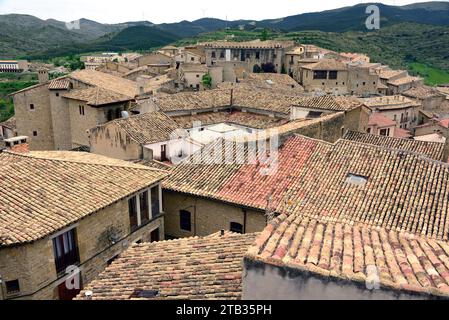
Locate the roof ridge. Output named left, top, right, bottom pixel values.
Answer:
left=336, top=136, right=448, bottom=167
left=132, top=232, right=259, bottom=248
left=2, top=151, right=166, bottom=172
left=344, top=130, right=444, bottom=146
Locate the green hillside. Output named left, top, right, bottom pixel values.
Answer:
left=179, top=22, right=449, bottom=85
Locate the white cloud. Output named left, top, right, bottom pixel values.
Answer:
left=0, top=0, right=445, bottom=24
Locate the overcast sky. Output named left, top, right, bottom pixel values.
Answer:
left=0, top=0, right=444, bottom=24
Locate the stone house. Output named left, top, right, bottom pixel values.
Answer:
left=137, top=53, right=173, bottom=68
left=176, top=63, right=208, bottom=91
left=204, top=40, right=296, bottom=74
left=89, top=111, right=181, bottom=162
left=0, top=151, right=167, bottom=300
left=0, top=60, right=28, bottom=73
left=366, top=112, right=397, bottom=137
left=402, top=86, right=446, bottom=111
left=12, top=69, right=143, bottom=151
left=299, top=59, right=349, bottom=94
left=361, top=95, right=422, bottom=130
left=162, top=113, right=348, bottom=239
left=77, top=133, right=449, bottom=301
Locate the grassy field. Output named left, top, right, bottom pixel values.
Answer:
left=409, top=63, right=449, bottom=86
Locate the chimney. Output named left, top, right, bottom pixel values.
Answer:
left=38, top=69, right=49, bottom=84
left=139, top=86, right=145, bottom=96
left=220, top=230, right=225, bottom=237
left=230, top=88, right=234, bottom=107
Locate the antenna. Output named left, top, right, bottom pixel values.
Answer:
left=201, top=9, right=206, bottom=18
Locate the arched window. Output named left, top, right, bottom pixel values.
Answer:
left=230, top=222, right=243, bottom=234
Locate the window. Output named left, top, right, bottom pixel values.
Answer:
left=115, top=108, right=122, bottom=119
left=79, top=105, right=85, bottom=116
left=220, top=51, right=225, bottom=59
left=196, top=74, right=200, bottom=78
left=151, top=186, right=160, bottom=218
left=346, top=174, right=368, bottom=186
left=380, top=128, right=390, bottom=136
left=211, top=51, right=216, bottom=58
left=180, top=210, right=191, bottom=231
left=313, top=71, right=327, bottom=80
left=129, top=196, right=138, bottom=231
left=256, top=51, right=260, bottom=59
left=139, top=191, right=149, bottom=223
left=328, top=71, right=338, bottom=79
left=29, top=104, right=35, bottom=111
left=230, top=222, right=243, bottom=234
left=33, top=131, right=38, bottom=137
left=150, top=229, right=160, bottom=242
left=56, top=92, right=59, bottom=97
left=367, top=128, right=371, bottom=133
left=246, top=52, right=251, bottom=59
left=307, top=111, right=323, bottom=118
left=107, top=109, right=114, bottom=121
left=363, top=82, right=366, bottom=86
left=5, top=280, right=20, bottom=295
left=52, top=228, right=80, bottom=274
left=191, top=57, right=194, bottom=62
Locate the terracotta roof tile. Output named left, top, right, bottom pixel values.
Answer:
left=247, top=216, right=449, bottom=298
left=165, top=134, right=449, bottom=241
left=62, top=87, right=132, bottom=106
left=0, top=152, right=167, bottom=246
left=344, top=131, right=444, bottom=160
left=92, top=112, right=180, bottom=145
left=76, top=232, right=258, bottom=300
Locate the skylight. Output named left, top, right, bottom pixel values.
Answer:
left=346, top=174, right=368, bottom=186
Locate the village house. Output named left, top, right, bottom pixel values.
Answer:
left=378, top=69, right=423, bottom=95
left=11, top=69, right=148, bottom=151
left=75, top=132, right=449, bottom=300
left=162, top=113, right=351, bottom=239
left=0, top=60, right=28, bottom=73
left=402, top=86, right=446, bottom=111
left=360, top=95, right=422, bottom=130
left=89, top=111, right=183, bottom=162
left=136, top=52, right=173, bottom=68
left=0, top=151, right=167, bottom=300
left=204, top=40, right=296, bottom=74
left=366, top=112, right=402, bottom=138
left=298, top=59, right=349, bottom=95
left=176, top=63, right=209, bottom=91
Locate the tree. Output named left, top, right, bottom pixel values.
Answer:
left=261, top=29, right=269, bottom=41
left=202, top=74, right=212, bottom=89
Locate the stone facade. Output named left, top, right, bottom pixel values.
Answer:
left=13, top=84, right=55, bottom=150
left=163, top=191, right=267, bottom=239
left=0, top=185, right=164, bottom=300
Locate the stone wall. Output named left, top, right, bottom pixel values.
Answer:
left=89, top=123, right=142, bottom=161
left=242, top=259, right=436, bottom=300
left=14, top=85, right=55, bottom=150
left=163, top=190, right=267, bottom=238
